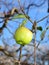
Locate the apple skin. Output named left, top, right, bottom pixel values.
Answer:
left=14, top=26, right=33, bottom=45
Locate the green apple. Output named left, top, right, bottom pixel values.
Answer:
left=14, top=26, right=33, bottom=45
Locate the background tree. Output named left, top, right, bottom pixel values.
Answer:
left=0, top=0, right=49, bottom=65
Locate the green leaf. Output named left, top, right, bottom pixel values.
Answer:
left=40, top=30, right=46, bottom=40
left=12, top=14, right=26, bottom=20
left=37, top=26, right=42, bottom=31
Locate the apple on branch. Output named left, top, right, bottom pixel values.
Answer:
left=14, top=26, right=33, bottom=45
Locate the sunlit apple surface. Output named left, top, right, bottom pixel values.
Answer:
left=14, top=26, right=33, bottom=45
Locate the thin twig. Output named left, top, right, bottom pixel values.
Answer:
left=0, top=46, right=14, bottom=57
left=36, top=40, right=41, bottom=48
left=25, top=0, right=46, bottom=9
left=6, top=26, right=14, bottom=35
left=37, top=14, right=49, bottom=23
left=32, top=21, right=37, bottom=65
left=19, top=45, right=22, bottom=61
left=18, top=45, right=23, bottom=65
left=34, top=32, right=36, bottom=65
left=18, top=0, right=21, bottom=11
